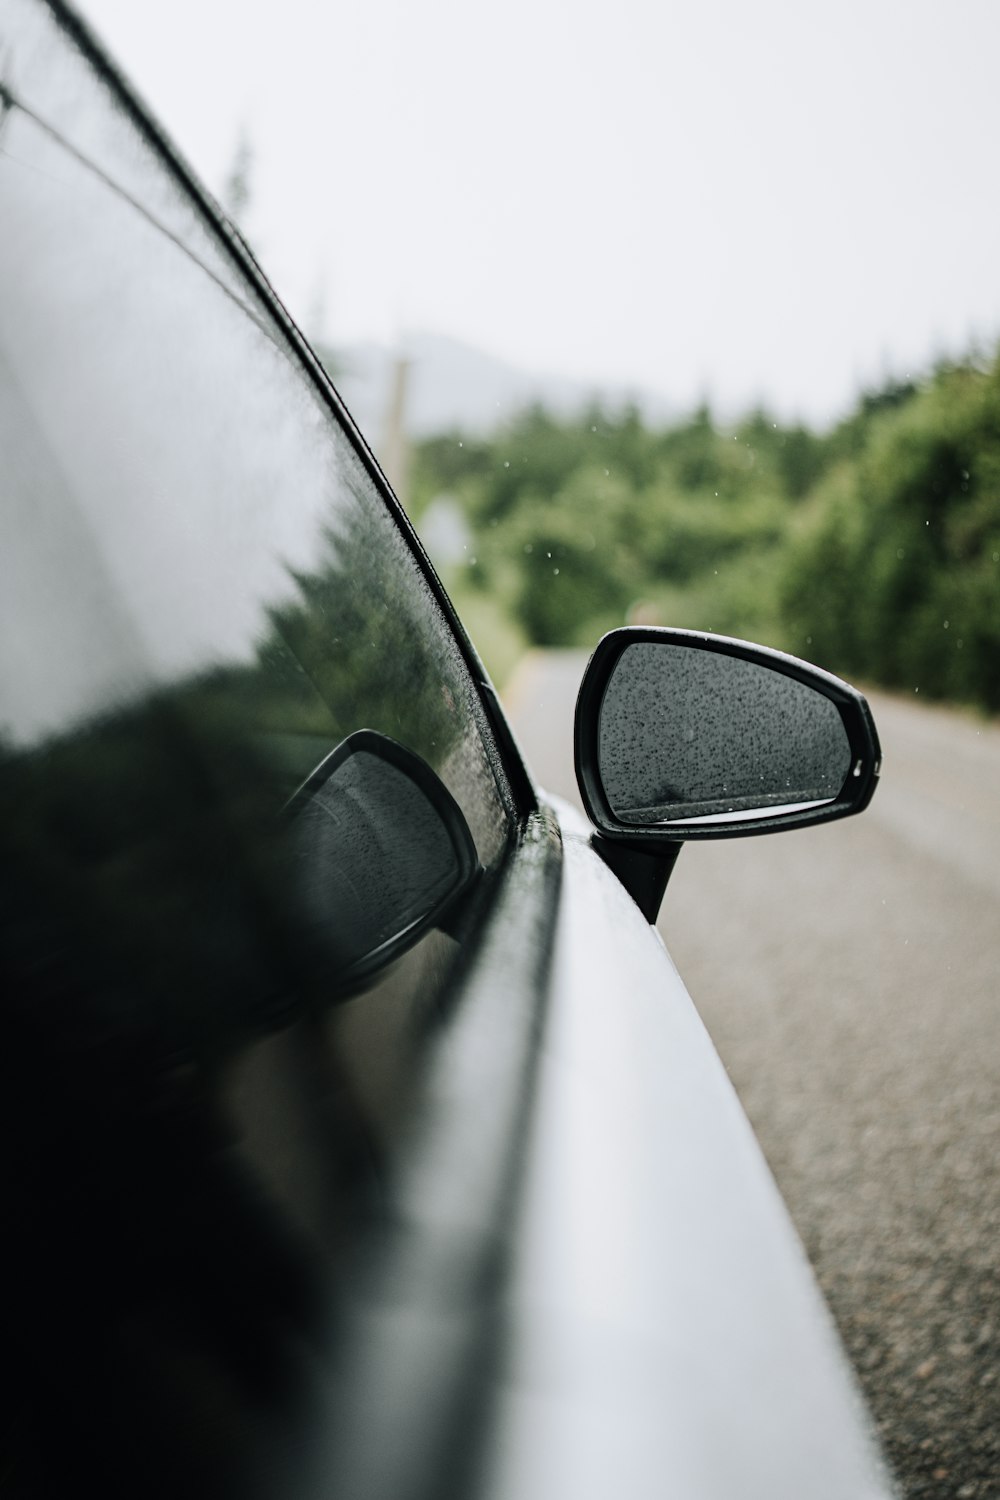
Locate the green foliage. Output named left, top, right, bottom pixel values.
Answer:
left=782, top=355, right=1000, bottom=710
left=413, top=349, right=1000, bottom=714
left=412, top=400, right=814, bottom=667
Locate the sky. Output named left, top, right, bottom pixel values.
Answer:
left=75, top=0, right=1000, bottom=426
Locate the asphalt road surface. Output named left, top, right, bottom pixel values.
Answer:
left=505, top=649, right=1000, bottom=1500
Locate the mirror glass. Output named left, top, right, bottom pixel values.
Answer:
left=599, top=642, right=852, bottom=826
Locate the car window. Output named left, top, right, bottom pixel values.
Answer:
left=0, top=0, right=514, bottom=1242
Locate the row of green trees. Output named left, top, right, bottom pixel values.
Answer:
left=410, top=349, right=1000, bottom=712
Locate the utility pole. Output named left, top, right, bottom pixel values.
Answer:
left=382, top=354, right=411, bottom=510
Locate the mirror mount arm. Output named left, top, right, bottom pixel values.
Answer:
left=590, top=834, right=681, bottom=923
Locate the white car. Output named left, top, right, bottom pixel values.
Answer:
left=0, top=2, right=893, bottom=1495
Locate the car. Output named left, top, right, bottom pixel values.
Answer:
left=0, top=2, right=895, bottom=1496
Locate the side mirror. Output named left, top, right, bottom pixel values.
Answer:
left=575, top=629, right=880, bottom=915
left=284, top=730, right=480, bottom=997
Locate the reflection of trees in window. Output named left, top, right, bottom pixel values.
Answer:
left=0, top=484, right=481, bottom=1071
left=262, top=503, right=460, bottom=775
left=0, top=697, right=288, bottom=1070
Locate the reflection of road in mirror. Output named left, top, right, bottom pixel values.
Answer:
left=652, top=796, right=830, bottom=827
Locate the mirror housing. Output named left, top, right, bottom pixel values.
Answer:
left=576, top=629, right=881, bottom=853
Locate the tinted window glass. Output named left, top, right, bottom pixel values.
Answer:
left=0, top=6, right=513, bottom=1489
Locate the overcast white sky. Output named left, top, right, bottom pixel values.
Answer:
left=77, top=0, right=1000, bottom=426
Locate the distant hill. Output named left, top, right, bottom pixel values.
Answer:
left=315, top=331, right=678, bottom=445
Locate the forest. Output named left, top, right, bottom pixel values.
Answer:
left=407, top=347, right=1000, bottom=713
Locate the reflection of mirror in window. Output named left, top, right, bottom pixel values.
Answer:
left=286, top=731, right=480, bottom=994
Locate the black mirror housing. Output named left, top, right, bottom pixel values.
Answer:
left=576, top=628, right=881, bottom=847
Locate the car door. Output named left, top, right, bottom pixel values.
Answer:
left=0, top=3, right=895, bottom=1497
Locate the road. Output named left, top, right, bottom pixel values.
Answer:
left=505, top=649, right=1000, bottom=1500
